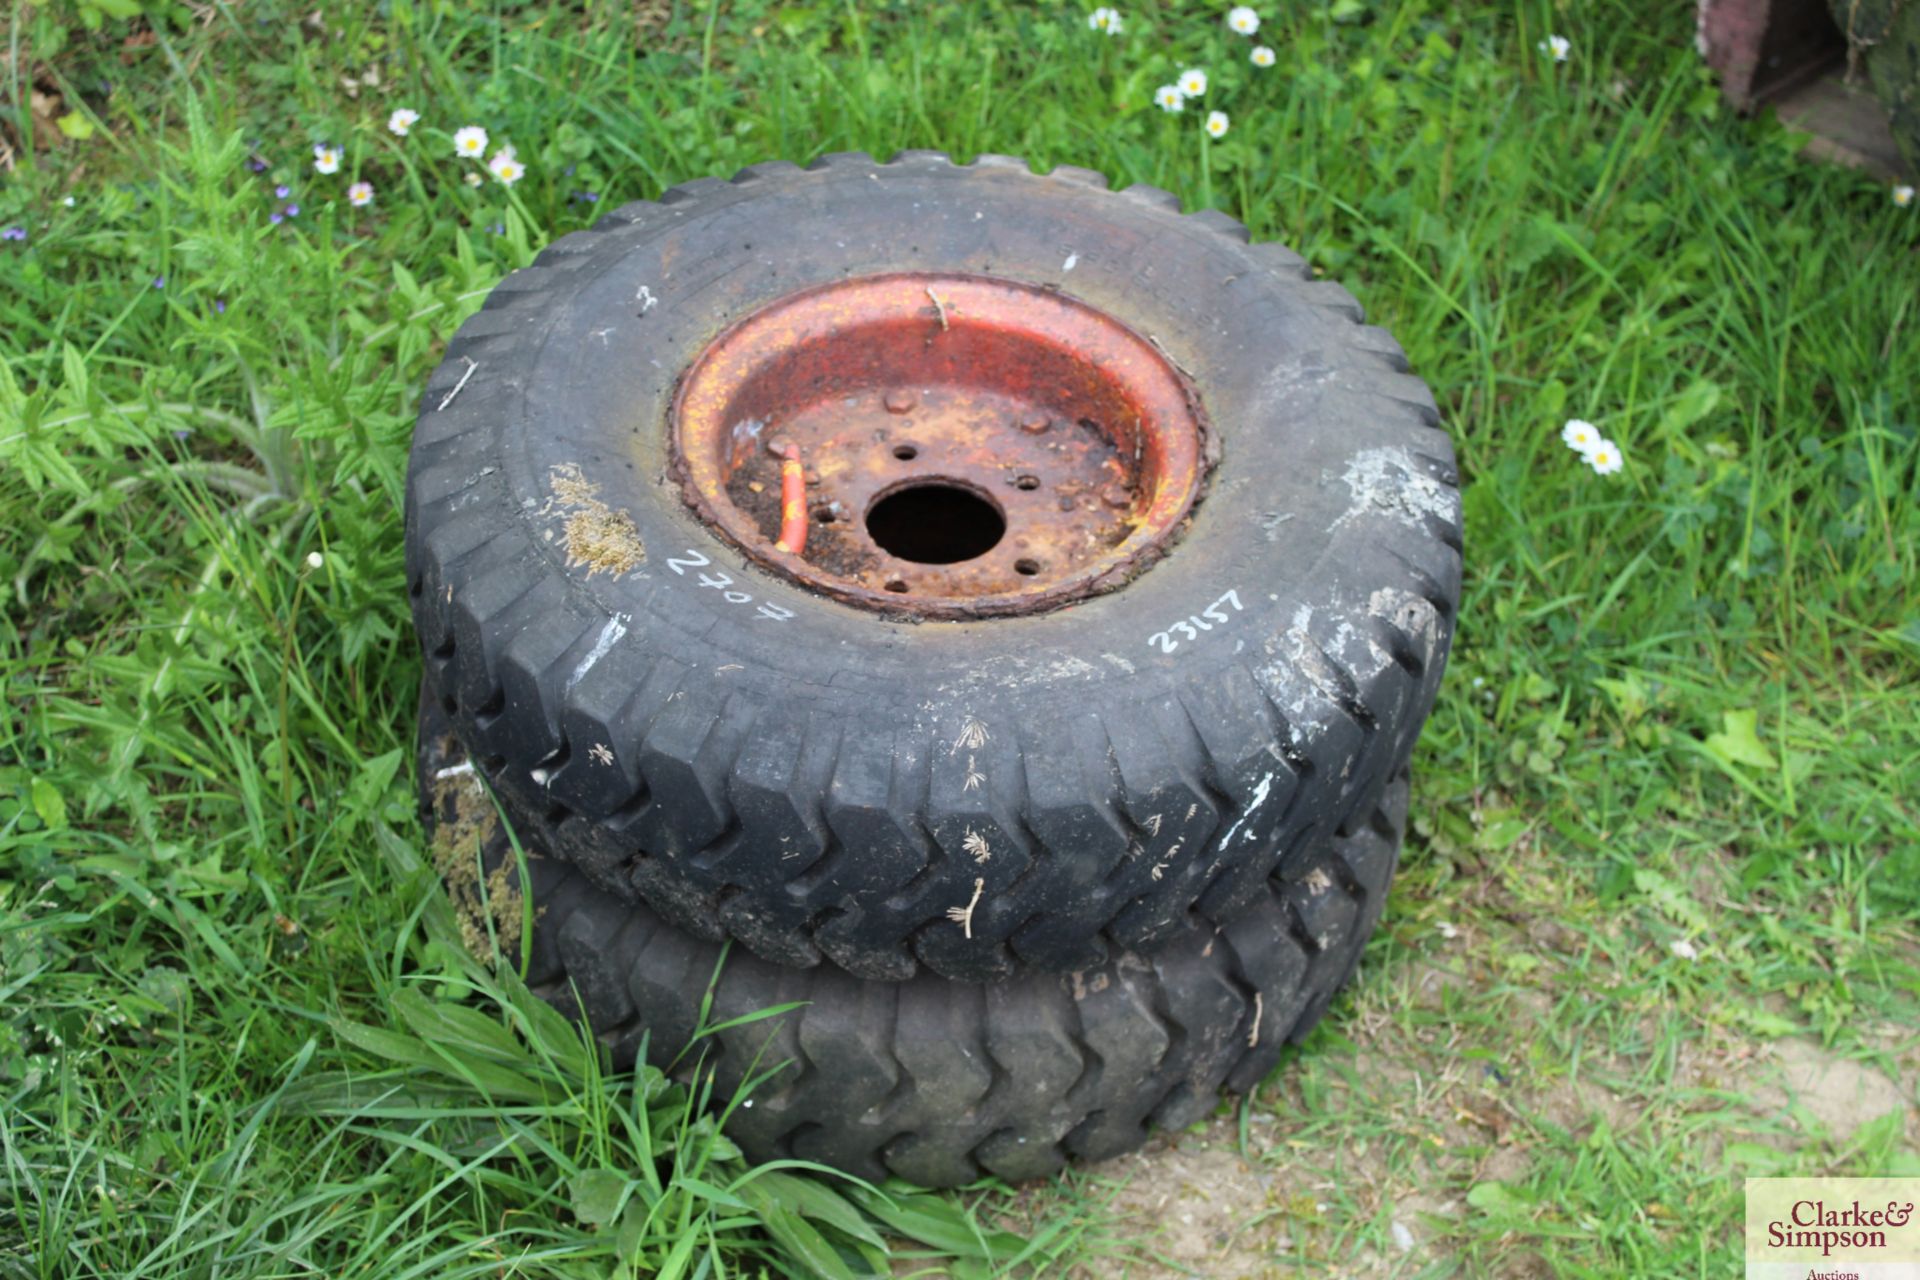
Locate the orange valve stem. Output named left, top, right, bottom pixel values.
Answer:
left=773, top=443, right=808, bottom=556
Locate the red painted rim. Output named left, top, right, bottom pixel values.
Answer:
left=671, top=272, right=1212, bottom=618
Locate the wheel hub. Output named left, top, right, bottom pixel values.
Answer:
left=670, top=272, right=1211, bottom=617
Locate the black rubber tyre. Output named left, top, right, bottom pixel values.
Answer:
left=417, top=694, right=1410, bottom=1187
left=407, top=150, right=1459, bottom=985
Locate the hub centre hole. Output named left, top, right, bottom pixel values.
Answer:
left=866, top=484, right=1006, bottom=565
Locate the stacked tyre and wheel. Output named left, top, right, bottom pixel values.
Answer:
left=405, top=152, right=1461, bottom=1186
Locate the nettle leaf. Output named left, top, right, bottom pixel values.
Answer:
left=1508, top=213, right=1580, bottom=275
left=1725, top=1005, right=1798, bottom=1038
left=1594, top=673, right=1651, bottom=723
left=1660, top=378, right=1723, bottom=436
left=1632, top=869, right=1711, bottom=934
left=390, top=260, right=425, bottom=313
left=1473, top=812, right=1529, bottom=851
left=568, top=1169, right=628, bottom=1227
left=338, top=610, right=400, bottom=667
left=683, top=1111, right=742, bottom=1163
left=30, top=778, right=68, bottom=831
left=341, top=748, right=405, bottom=834
left=1466, top=1180, right=1532, bottom=1214
left=23, top=435, right=89, bottom=494
left=1537, top=378, right=1567, bottom=418
left=0, top=358, right=24, bottom=421
left=60, top=344, right=92, bottom=408
left=1703, top=708, right=1777, bottom=772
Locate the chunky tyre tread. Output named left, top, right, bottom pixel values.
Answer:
left=408, top=150, right=1459, bottom=985
left=418, top=701, right=1410, bottom=1187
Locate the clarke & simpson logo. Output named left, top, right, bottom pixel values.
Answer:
left=1746, top=1179, right=1920, bottom=1280
left=1767, top=1198, right=1914, bottom=1255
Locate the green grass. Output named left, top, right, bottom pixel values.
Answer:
left=3, top=0, right=1916, bottom=1275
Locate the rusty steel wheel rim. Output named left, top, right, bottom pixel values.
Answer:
left=670, top=272, right=1214, bottom=618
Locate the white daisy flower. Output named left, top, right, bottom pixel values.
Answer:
left=348, top=181, right=374, bottom=208
left=1177, top=68, right=1208, bottom=98
left=1227, top=6, right=1260, bottom=34
left=1205, top=110, right=1230, bottom=139
left=1154, top=84, right=1185, bottom=112
left=1560, top=418, right=1602, bottom=454
left=388, top=108, right=420, bottom=137
left=312, top=144, right=342, bottom=175
left=453, top=125, right=489, bottom=159
left=488, top=149, right=526, bottom=185
left=1586, top=438, right=1625, bottom=475
left=1087, top=6, right=1122, bottom=33
left=1540, top=34, right=1571, bottom=63
left=1251, top=45, right=1276, bottom=67
left=306, top=551, right=325, bottom=570
left=1895, top=185, right=1915, bottom=208
left=464, top=171, right=485, bottom=188
left=1668, top=938, right=1698, bottom=962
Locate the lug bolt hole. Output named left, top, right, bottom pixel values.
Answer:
left=1015, top=474, right=1041, bottom=491
left=892, top=444, right=919, bottom=461
left=885, top=579, right=910, bottom=593
left=1014, top=558, right=1042, bottom=576
left=813, top=506, right=836, bottom=524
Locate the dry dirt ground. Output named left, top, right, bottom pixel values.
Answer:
left=1008, top=958, right=1919, bottom=1278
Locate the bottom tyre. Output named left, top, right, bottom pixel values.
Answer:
left=416, top=692, right=1408, bottom=1187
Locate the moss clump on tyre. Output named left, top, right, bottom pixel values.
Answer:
left=407, top=150, right=1460, bottom=985
left=418, top=692, right=1410, bottom=1187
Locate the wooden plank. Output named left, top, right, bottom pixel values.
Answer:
left=1699, top=0, right=1845, bottom=112
left=1699, top=0, right=1912, bottom=178
left=1772, top=68, right=1907, bottom=179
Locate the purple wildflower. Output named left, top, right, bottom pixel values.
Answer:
left=270, top=211, right=285, bottom=225
left=249, top=157, right=268, bottom=173
left=275, top=184, right=291, bottom=199
left=284, top=204, right=299, bottom=217
left=152, top=275, right=166, bottom=289
left=213, top=299, right=227, bottom=313
left=487, top=221, right=506, bottom=235
left=1, top=226, right=25, bottom=242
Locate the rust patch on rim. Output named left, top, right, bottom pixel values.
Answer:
left=670, top=272, right=1212, bottom=618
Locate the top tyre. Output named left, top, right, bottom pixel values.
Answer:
left=406, top=151, right=1461, bottom=984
